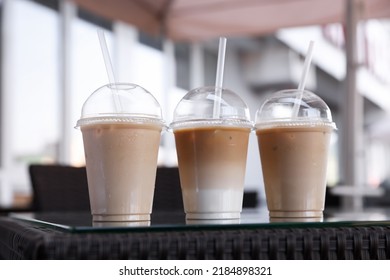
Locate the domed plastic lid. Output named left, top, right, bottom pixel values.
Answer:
left=170, top=86, right=252, bottom=129
left=76, top=83, right=165, bottom=128
left=255, top=89, right=336, bottom=129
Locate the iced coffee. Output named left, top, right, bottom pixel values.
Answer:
left=76, top=83, right=165, bottom=222
left=255, top=89, right=336, bottom=221
left=171, top=86, right=253, bottom=220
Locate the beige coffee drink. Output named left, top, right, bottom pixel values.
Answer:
left=81, top=122, right=162, bottom=222
left=257, top=124, right=332, bottom=219
left=171, top=86, right=253, bottom=220
left=76, top=83, right=165, bottom=222
left=255, top=89, right=336, bottom=221
left=174, top=126, right=250, bottom=219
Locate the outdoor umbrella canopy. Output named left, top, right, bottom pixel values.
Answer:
left=70, top=0, right=390, bottom=211
left=72, top=0, right=390, bottom=42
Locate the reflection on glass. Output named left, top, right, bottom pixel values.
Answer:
left=93, top=221, right=151, bottom=228
left=269, top=217, right=323, bottom=223
left=186, top=219, right=241, bottom=225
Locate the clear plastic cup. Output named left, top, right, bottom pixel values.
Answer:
left=76, top=83, right=165, bottom=222
left=170, top=86, right=253, bottom=220
left=255, top=89, right=336, bottom=221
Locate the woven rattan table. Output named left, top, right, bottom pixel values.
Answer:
left=1, top=211, right=390, bottom=259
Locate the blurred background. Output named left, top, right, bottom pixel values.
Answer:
left=1, top=0, right=390, bottom=215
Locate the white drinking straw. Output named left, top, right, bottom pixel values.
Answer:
left=213, top=37, right=227, bottom=118
left=292, top=40, right=315, bottom=118
left=97, top=29, right=122, bottom=112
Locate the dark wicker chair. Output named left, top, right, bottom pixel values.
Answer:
left=152, top=167, right=184, bottom=212
left=28, top=164, right=184, bottom=213
left=28, top=164, right=91, bottom=212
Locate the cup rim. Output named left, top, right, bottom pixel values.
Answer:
left=169, top=118, right=254, bottom=131
left=75, top=115, right=166, bottom=130
left=255, top=119, right=337, bottom=130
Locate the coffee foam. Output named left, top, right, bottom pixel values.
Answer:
left=255, top=119, right=336, bottom=130
left=170, top=118, right=253, bottom=131
left=76, top=115, right=165, bottom=129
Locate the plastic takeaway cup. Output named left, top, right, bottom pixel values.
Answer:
left=170, top=86, right=253, bottom=220
left=255, top=89, right=336, bottom=222
left=76, top=83, right=165, bottom=222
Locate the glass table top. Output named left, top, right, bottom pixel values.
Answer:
left=8, top=207, right=390, bottom=233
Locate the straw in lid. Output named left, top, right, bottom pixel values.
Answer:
left=170, top=86, right=253, bottom=129
left=255, top=89, right=336, bottom=129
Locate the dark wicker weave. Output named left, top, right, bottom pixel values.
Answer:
left=1, top=217, right=390, bottom=260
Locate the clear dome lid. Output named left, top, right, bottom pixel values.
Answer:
left=170, top=86, right=252, bottom=129
left=76, top=83, right=165, bottom=128
left=255, top=89, right=336, bottom=129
